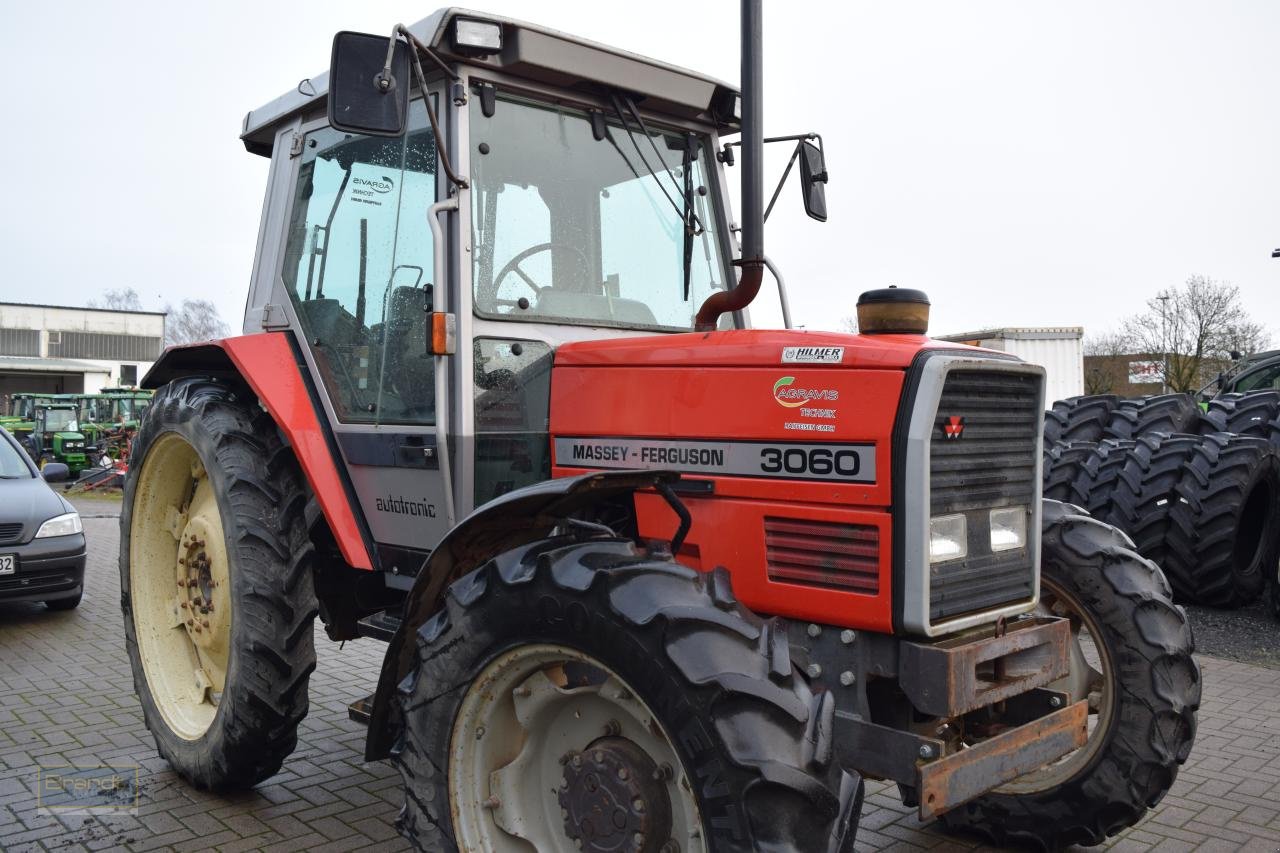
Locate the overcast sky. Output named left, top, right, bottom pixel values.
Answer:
left=1, top=1, right=1276, bottom=341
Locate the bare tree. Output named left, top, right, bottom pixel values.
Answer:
left=1082, top=330, right=1134, bottom=395
left=89, top=287, right=144, bottom=311
left=1122, top=276, right=1270, bottom=393
left=839, top=315, right=858, bottom=334
left=164, top=299, right=231, bottom=346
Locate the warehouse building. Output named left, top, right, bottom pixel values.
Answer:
left=0, top=302, right=164, bottom=399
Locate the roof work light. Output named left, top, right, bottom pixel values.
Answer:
left=453, top=18, right=502, bottom=54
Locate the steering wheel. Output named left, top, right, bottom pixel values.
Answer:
left=482, top=242, right=591, bottom=310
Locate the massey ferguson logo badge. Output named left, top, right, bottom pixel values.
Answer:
left=942, top=416, right=965, bottom=439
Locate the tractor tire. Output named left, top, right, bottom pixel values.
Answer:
left=393, top=536, right=863, bottom=853
left=941, top=499, right=1199, bottom=850
left=1106, top=394, right=1200, bottom=440
left=1164, top=432, right=1280, bottom=607
left=1042, top=440, right=1097, bottom=502
left=1066, top=438, right=1135, bottom=519
left=1200, top=391, right=1280, bottom=445
left=120, top=377, right=318, bottom=790
left=1043, top=395, right=1119, bottom=444
left=1104, top=432, right=1202, bottom=574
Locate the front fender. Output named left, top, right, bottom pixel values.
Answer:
left=363, top=469, right=679, bottom=760
left=141, top=332, right=375, bottom=571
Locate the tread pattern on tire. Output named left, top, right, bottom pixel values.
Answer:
left=1200, top=391, right=1280, bottom=446
left=392, top=537, right=862, bottom=853
left=941, top=499, right=1200, bottom=850
left=120, top=377, right=318, bottom=790
left=1164, top=431, right=1280, bottom=607
left=1066, top=438, right=1135, bottom=520
left=1042, top=440, right=1097, bottom=502
left=1103, top=432, right=1203, bottom=576
left=1106, top=394, right=1200, bottom=440
left=1043, top=395, right=1119, bottom=445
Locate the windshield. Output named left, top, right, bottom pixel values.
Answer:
left=470, top=94, right=730, bottom=331
left=0, top=435, right=30, bottom=478
left=44, top=409, right=77, bottom=433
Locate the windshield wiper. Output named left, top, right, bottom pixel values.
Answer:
left=606, top=94, right=704, bottom=300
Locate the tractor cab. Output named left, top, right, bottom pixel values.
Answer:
left=237, top=8, right=828, bottom=551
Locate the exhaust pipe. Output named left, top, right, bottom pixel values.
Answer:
left=695, top=0, right=764, bottom=331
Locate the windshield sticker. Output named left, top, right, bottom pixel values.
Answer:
left=782, top=346, right=844, bottom=364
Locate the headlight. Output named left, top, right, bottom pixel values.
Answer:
left=929, top=514, right=967, bottom=563
left=35, top=512, right=82, bottom=539
left=990, top=507, right=1027, bottom=552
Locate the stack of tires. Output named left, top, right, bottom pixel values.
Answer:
left=1042, top=391, right=1280, bottom=614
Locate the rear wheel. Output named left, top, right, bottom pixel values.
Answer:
left=394, top=537, right=863, bottom=853
left=120, top=377, right=317, bottom=789
left=940, top=500, right=1199, bottom=849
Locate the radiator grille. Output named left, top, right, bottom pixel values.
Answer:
left=929, top=369, right=1040, bottom=622
left=0, top=523, right=23, bottom=544
left=765, top=517, right=879, bottom=594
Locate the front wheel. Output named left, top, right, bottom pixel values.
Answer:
left=940, top=499, right=1200, bottom=849
left=394, top=537, right=863, bottom=853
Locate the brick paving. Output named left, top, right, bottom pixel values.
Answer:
left=1, top=513, right=1278, bottom=851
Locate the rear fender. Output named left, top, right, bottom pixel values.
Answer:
left=143, top=333, right=374, bottom=571
left=363, top=469, right=679, bottom=761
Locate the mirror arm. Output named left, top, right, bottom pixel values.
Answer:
left=763, top=141, right=802, bottom=223
left=388, top=24, right=469, bottom=191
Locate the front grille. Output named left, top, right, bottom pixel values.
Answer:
left=764, top=517, right=879, bottom=594
left=929, top=369, right=1040, bottom=622
left=0, top=523, right=22, bottom=544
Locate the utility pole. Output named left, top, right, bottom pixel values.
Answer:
left=1158, top=292, right=1171, bottom=393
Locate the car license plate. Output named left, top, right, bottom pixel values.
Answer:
left=0, top=554, right=14, bottom=575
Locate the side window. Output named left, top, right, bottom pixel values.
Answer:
left=473, top=338, right=553, bottom=505
left=1236, top=364, right=1280, bottom=392
left=282, top=99, right=438, bottom=424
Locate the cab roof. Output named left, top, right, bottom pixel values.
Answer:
left=241, top=7, right=740, bottom=156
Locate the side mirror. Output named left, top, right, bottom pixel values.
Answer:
left=41, top=462, right=70, bottom=483
left=328, top=31, right=411, bottom=137
left=798, top=140, right=828, bottom=222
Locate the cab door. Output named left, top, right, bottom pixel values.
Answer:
left=276, top=97, right=451, bottom=571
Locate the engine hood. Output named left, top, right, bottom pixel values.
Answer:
left=555, top=329, right=986, bottom=370
left=0, top=475, right=74, bottom=544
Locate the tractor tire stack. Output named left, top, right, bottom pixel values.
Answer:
left=1041, top=391, right=1280, bottom=611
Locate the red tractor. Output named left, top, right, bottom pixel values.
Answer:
left=120, top=5, right=1198, bottom=850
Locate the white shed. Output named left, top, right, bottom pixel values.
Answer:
left=935, top=327, right=1084, bottom=404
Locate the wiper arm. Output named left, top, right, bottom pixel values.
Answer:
left=606, top=94, right=706, bottom=235
left=607, top=94, right=704, bottom=300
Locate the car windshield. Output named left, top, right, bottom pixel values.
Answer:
left=0, top=435, right=30, bottom=478
left=470, top=93, right=730, bottom=331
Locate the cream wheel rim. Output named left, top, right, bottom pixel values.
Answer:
left=448, top=644, right=705, bottom=853
left=129, top=432, right=232, bottom=741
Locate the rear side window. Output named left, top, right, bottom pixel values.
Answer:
left=281, top=99, right=438, bottom=424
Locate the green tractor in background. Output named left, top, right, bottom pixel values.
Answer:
left=20, top=403, right=89, bottom=476
left=75, top=388, right=152, bottom=464
left=1, top=392, right=58, bottom=431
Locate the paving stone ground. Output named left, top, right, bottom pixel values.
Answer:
left=1, top=512, right=1277, bottom=852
